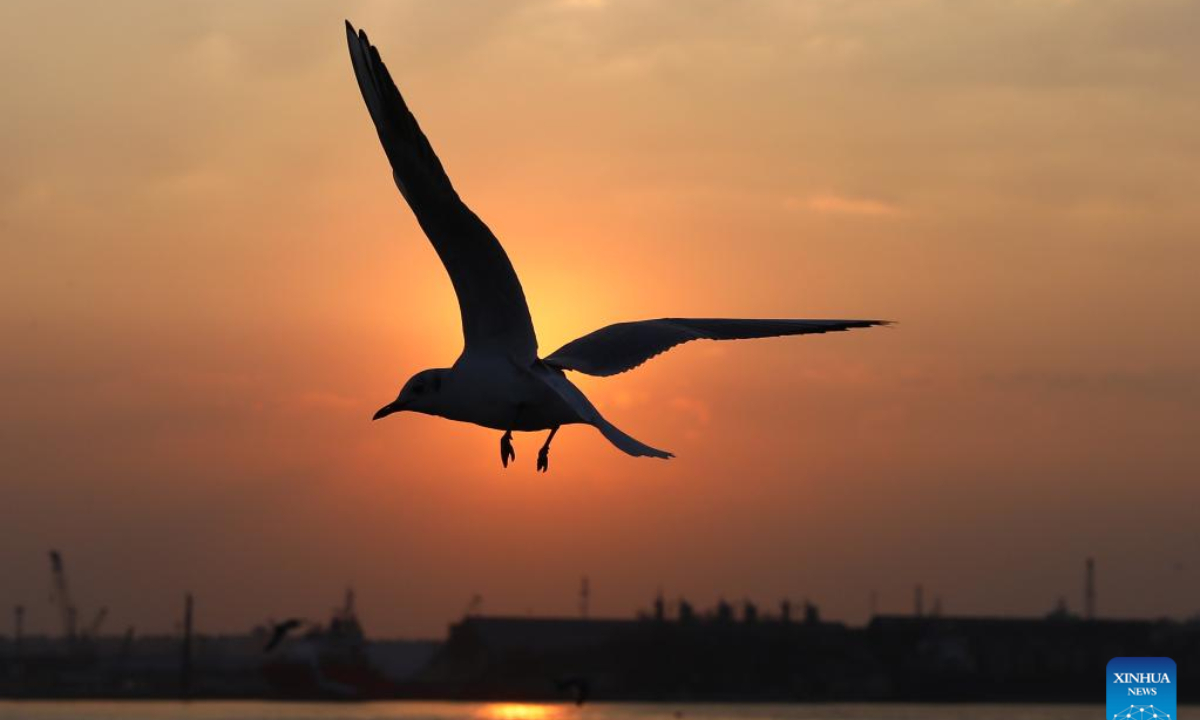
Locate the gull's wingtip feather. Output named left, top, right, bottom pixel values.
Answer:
left=344, top=20, right=369, bottom=46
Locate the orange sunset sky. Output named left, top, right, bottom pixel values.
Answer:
left=2, top=0, right=1198, bottom=638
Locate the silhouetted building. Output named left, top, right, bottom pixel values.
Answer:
left=678, top=599, right=694, bottom=624
left=5, top=598, right=1200, bottom=702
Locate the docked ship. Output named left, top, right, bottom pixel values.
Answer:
left=259, top=589, right=398, bottom=699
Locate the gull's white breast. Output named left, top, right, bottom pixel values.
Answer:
left=435, top=355, right=581, bottom=431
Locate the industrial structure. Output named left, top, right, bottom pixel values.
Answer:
left=3, top=554, right=1198, bottom=702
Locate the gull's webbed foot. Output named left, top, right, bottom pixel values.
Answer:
left=500, top=430, right=515, bottom=468
left=537, top=426, right=559, bottom=473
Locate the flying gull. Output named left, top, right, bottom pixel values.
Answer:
left=346, top=21, right=889, bottom=471
left=263, top=618, right=305, bottom=653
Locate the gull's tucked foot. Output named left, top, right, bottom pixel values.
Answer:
left=537, top=426, right=559, bottom=473
left=500, top=430, right=515, bottom=468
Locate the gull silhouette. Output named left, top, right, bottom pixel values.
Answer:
left=347, top=22, right=889, bottom=471
left=553, top=675, right=591, bottom=706
left=263, top=618, right=305, bottom=653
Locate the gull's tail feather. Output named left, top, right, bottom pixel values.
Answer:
left=539, top=366, right=674, bottom=460
left=593, top=418, right=674, bottom=460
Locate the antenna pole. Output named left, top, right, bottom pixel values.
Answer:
left=580, top=576, right=590, bottom=619
left=1085, top=558, right=1096, bottom=620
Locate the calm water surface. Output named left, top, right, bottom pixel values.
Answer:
left=0, top=702, right=1108, bottom=720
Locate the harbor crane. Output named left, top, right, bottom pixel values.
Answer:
left=48, top=550, right=107, bottom=641
left=89, top=606, right=109, bottom=637
left=48, top=550, right=78, bottom=641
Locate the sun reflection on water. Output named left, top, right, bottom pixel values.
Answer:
left=477, top=703, right=566, bottom=720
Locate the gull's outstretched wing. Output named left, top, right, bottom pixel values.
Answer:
left=545, top=318, right=890, bottom=377
left=346, top=21, right=537, bottom=361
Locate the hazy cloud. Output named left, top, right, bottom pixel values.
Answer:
left=801, top=193, right=903, bottom=217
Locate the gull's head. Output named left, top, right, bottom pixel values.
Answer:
left=373, top=368, right=446, bottom=420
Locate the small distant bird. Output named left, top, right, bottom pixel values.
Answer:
left=347, top=22, right=889, bottom=471
left=554, top=676, right=591, bottom=706
left=263, top=618, right=304, bottom=653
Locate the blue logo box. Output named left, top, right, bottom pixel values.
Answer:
left=1108, top=657, right=1176, bottom=720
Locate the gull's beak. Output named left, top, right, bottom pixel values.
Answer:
left=373, top=400, right=404, bottom=420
